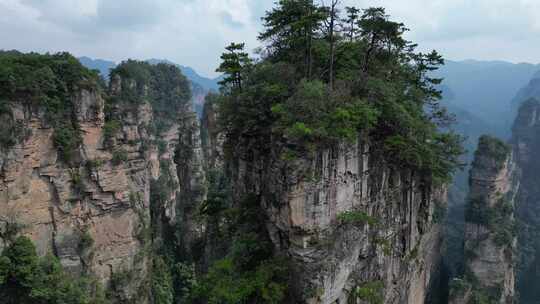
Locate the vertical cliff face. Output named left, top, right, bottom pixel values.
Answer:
left=174, top=108, right=207, bottom=261
left=0, top=61, right=205, bottom=302
left=512, top=98, right=540, bottom=302
left=1, top=84, right=148, bottom=301
left=450, top=136, right=516, bottom=304
left=451, top=98, right=540, bottom=303
left=513, top=98, right=540, bottom=248
left=223, top=130, right=446, bottom=303
left=201, top=95, right=224, bottom=171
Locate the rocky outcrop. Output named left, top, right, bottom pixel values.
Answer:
left=0, top=69, right=204, bottom=302
left=450, top=135, right=517, bottom=304
left=201, top=95, right=224, bottom=171
left=226, top=134, right=446, bottom=303
left=511, top=74, right=540, bottom=125
left=512, top=98, right=540, bottom=302
left=1, top=85, right=145, bottom=300
left=174, top=108, right=207, bottom=261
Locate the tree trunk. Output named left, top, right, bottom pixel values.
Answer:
left=328, top=0, right=339, bottom=90
left=307, top=1, right=314, bottom=79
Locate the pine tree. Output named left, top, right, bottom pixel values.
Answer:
left=343, top=6, right=360, bottom=42
left=356, top=7, right=409, bottom=94
left=322, top=0, right=340, bottom=89
left=259, top=0, right=326, bottom=78
left=216, top=42, right=251, bottom=91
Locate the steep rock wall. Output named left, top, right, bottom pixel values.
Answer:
left=201, top=97, right=224, bottom=171
left=450, top=136, right=517, bottom=304
left=227, top=135, right=446, bottom=304
left=512, top=98, right=540, bottom=302
left=0, top=73, right=205, bottom=301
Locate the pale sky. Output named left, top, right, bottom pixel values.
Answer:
left=1, top=0, right=540, bottom=77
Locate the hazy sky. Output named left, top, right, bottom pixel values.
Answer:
left=1, top=0, right=540, bottom=77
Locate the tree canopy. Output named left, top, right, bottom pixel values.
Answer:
left=217, top=3, right=463, bottom=183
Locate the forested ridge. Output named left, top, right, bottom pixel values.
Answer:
left=216, top=1, right=463, bottom=185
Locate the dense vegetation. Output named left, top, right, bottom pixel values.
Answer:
left=449, top=277, right=502, bottom=304
left=0, top=236, right=105, bottom=304
left=192, top=194, right=289, bottom=304
left=0, top=51, right=100, bottom=160
left=216, top=2, right=463, bottom=184
left=148, top=170, right=289, bottom=304
left=108, top=60, right=191, bottom=121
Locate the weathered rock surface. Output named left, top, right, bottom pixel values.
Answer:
left=512, top=98, right=540, bottom=302
left=223, top=131, right=446, bottom=303
left=450, top=135, right=517, bottom=304
left=0, top=74, right=205, bottom=302
left=201, top=97, right=224, bottom=171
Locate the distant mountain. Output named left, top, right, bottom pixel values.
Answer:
left=146, top=58, right=222, bottom=92
left=78, top=57, right=116, bottom=80
left=511, top=70, right=540, bottom=108
left=440, top=85, right=493, bottom=141
left=435, top=60, right=540, bottom=137
left=440, top=85, right=494, bottom=189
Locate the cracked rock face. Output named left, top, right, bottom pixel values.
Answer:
left=450, top=99, right=540, bottom=304
left=0, top=76, right=205, bottom=301
left=451, top=135, right=517, bottom=304
left=201, top=99, right=225, bottom=171
left=224, top=131, right=446, bottom=303
left=512, top=99, right=540, bottom=301
left=0, top=88, right=144, bottom=285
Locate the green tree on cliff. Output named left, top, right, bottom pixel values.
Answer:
left=218, top=4, right=463, bottom=182
left=216, top=42, right=251, bottom=92
left=259, top=0, right=326, bottom=78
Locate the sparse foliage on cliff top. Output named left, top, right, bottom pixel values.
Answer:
left=217, top=3, right=464, bottom=183
left=472, top=135, right=510, bottom=170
